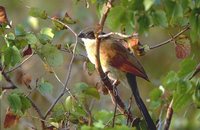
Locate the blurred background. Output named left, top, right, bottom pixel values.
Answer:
left=1, top=0, right=200, bottom=130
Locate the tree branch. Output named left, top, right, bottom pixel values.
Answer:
left=149, top=25, right=190, bottom=50
left=26, top=97, right=46, bottom=129
left=97, top=25, right=190, bottom=52
left=164, top=99, right=174, bottom=130
left=98, top=32, right=138, bottom=39
left=1, top=66, right=17, bottom=90
left=94, top=0, right=138, bottom=126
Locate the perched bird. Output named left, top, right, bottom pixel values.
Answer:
left=78, top=30, right=156, bottom=130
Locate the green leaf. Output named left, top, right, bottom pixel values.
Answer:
left=149, top=100, right=161, bottom=110
left=52, top=20, right=66, bottom=30
left=40, top=44, right=64, bottom=67
left=144, top=0, right=155, bottom=11
left=74, top=82, right=100, bottom=99
left=63, top=13, right=76, bottom=24
left=74, top=82, right=89, bottom=92
left=149, top=88, right=162, bottom=101
left=37, top=27, right=54, bottom=44
left=86, top=61, right=95, bottom=75
left=38, top=81, right=53, bottom=94
left=81, top=125, right=99, bottom=130
left=28, top=16, right=39, bottom=29
left=173, top=4, right=183, bottom=18
left=40, top=27, right=54, bottom=38
left=138, top=14, right=150, bottom=34
left=15, top=24, right=26, bottom=36
left=25, top=33, right=38, bottom=45
left=20, top=95, right=31, bottom=113
left=193, top=80, right=200, bottom=108
left=93, top=120, right=105, bottom=128
left=64, top=96, right=74, bottom=111
left=189, top=8, right=200, bottom=42
left=130, top=0, right=145, bottom=11
left=29, top=7, right=47, bottom=19
left=164, top=1, right=183, bottom=24
left=110, top=125, right=132, bottom=130
left=51, top=104, right=65, bottom=122
left=151, top=10, right=168, bottom=27
left=173, top=89, right=192, bottom=112
left=107, top=6, right=126, bottom=30
left=178, top=58, right=197, bottom=78
left=5, top=33, right=15, bottom=40
left=84, top=87, right=100, bottom=99
left=7, top=93, right=22, bottom=112
left=37, top=33, right=52, bottom=44
left=94, top=110, right=113, bottom=123
left=162, top=71, right=179, bottom=90
left=4, top=46, right=21, bottom=66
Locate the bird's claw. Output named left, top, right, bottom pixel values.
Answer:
left=112, top=80, right=120, bottom=87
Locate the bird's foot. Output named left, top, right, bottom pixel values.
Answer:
left=112, top=79, right=120, bottom=87
left=102, top=71, right=110, bottom=80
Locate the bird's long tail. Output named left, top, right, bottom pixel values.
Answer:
left=126, top=73, right=156, bottom=130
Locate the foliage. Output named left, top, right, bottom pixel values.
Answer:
left=0, top=0, right=200, bottom=130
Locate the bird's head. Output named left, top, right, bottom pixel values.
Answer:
left=78, top=31, right=96, bottom=45
left=78, top=31, right=95, bottom=39
left=78, top=30, right=107, bottom=45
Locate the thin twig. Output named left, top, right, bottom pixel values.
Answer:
left=126, top=96, right=133, bottom=126
left=149, top=25, right=190, bottom=50
left=112, top=87, right=118, bottom=127
left=59, top=48, right=87, bottom=58
left=51, top=67, right=65, bottom=86
left=27, top=97, right=44, bottom=119
left=98, top=32, right=138, bottom=39
left=27, top=97, right=46, bottom=129
left=5, top=53, right=34, bottom=74
left=157, top=107, right=164, bottom=130
left=189, top=62, right=200, bottom=80
left=164, top=99, right=174, bottom=130
left=44, top=17, right=78, bottom=119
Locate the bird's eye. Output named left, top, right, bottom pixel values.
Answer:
left=86, top=31, right=95, bottom=39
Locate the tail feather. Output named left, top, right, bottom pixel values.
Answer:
left=126, top=73, right=156, bottom=130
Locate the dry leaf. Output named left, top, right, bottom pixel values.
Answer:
left=127, top=37, right=139, bottom=48
left=175, top=35, right=191, bottom=59
left=4, top=108, right=20, bottom=128
left=175, top=44, right=190, bottom=59
left=127, top=38, right=145, bottom=56
left=43, top=63, right=53, bottom=73
left=175, top=43, right=191, bottom=59
left=96, top=82, right=108, bottom=95
left=15, top=70, right=32, bottom=89
left=0, top=6, right=11, bottom=27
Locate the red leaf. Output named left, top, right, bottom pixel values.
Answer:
left=175, top=43, right=191, bottom=59
left=23, top=44, right=32, bottom=56
left=4, top=108, right=20, bottom=128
